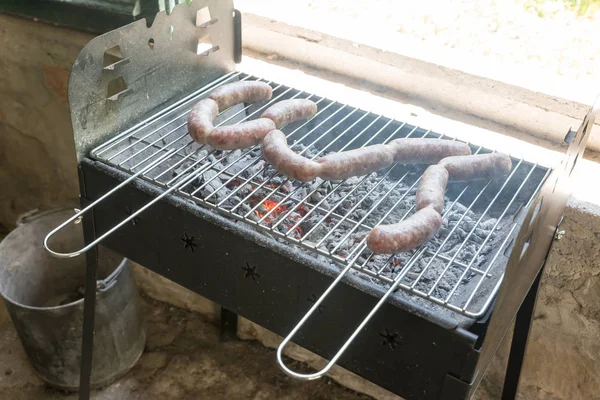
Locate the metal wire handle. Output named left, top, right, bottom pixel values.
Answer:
left=276, top=157, right=517, bottom=379
left=277, top=250, right=413, bottom=380
left=43, top=149, right=180, bottom=258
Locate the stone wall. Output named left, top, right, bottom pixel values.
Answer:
left=2, top=12, right=600, bottom=400
left=0, top=15, right=91, bottom=231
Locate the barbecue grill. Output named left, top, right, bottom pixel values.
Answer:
left=43, top=2, right=598, bottom=399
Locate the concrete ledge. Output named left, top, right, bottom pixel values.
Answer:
left=241, top=13, right=600, bottom=160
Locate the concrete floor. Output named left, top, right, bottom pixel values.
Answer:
left=0, top=294, right=371, bottom=400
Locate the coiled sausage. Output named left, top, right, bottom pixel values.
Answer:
left=366, top=207, right=443, bottom=254
left=261, top=99, right=318, bottom=129
left=208, top=81, right=273, bottom=112
left=415, top=165, right=448, bottom=214
left=261, top=130, right=322, bottom=182
left=187, top=98, right=218, bottom=144
left=207, top=118, right=276, bottom=150
left=388, top=138, right=471, bottom=164
left=317, top=145, right=395, bottom=180
left=439, top=153, right=512, bottom=181
left=189, top=81, right=274, bottom=148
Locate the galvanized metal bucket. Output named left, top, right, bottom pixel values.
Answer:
left=0, top=209, right=146, bottom=390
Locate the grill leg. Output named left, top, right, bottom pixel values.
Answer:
left=501, top=266, right=544, bottom=400
left=220, top=308, right=239, bottom=342
left=79, top=212, right=98, bottom=400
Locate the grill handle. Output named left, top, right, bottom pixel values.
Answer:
left=233, top=9, right=242, bottom=64
left=43, top=149, right=180, bottom=258
left=277, top=251, right=410, bottom=380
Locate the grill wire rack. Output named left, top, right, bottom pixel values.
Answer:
left=87, top=71, right=550, bottom=319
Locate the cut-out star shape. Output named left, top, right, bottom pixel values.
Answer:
left=307, top=293, right=326, bottom=315
left=125, top=206, right=140, bottom=226
left=379, top=328, right=401, bottom=350
left=181, top=233, right=199, bottom=252
left=242, top=262, right=260, bottom=283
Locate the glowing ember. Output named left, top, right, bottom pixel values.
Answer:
left=255, top=199, right=288, bottom=224
left=252, top=200, right=306, bottom=239
left=263, top=199, right=284, bottom=213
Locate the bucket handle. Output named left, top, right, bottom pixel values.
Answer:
left=97, top=275, right=118, bottom=293
left=96, top=259, right=128, bottom=293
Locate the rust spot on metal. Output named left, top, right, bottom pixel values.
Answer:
left=42, top=65, right=70, bottom=105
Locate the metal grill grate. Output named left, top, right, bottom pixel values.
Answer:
left=90, top=71, right=551, bottom=318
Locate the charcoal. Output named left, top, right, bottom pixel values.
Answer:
left=171, top=160, right=197, bottom=178
left=479, top=219, right=498, bottom=231
left=196, top=148, right=210, bottom=158
left=270, top=176, right=286, bottom=185
left=292, top=187, right=308, bottom=201
left=281, top=181, right=294, bottom=194
left=362, top=197, right=374, bottom=208
left=236, top=184, right=253, bottom=197
left=247, top=212, right=261, bottom=223
left=227, top=158, right=251, bottom=175
left=202, top=169, right=220, bottom=183
left=245, top=160, right=266, bottom=177
left=320, top=201, right=331, bottom=210
left=186, top=177, right=203, bottom=193
left=237, top=202, right=252, bottom=215
left=201, top=183, right=229, bottom=201
left=310, top=192, right=324, bottom=202
left=226, top=149, right=243, bottom=163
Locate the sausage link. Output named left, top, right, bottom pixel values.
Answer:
left=207, top=118, right=276, bottom=150
left=366, top=207, right=442, bottom=254
left=209, top=81, right=273, bottom=112
left=388, top=138, right=471, bottom=164
left=317, top=145, right=395, bottom=180
left=188, top=98, right=219, bottom=144
left=439, top=153, right=512, bottom=181
left=415, top=165, right=449, bottom=214
left=261, top=99, right=318, bottom=129
left=261, top=130, right=322, bottom=182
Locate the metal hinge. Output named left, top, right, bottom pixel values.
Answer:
left=234, top=9, right=242, bottom=63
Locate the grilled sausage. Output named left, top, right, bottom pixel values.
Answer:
left=439, top=153, right=512, bottom=181
left=261, top=99, right=318, bottom=129
left=317, top=145, right=395, bottom=180
left=209, top=81, right=273, bottom=112
left=312, top=138, right=468, bottom=181
left=207, top=118, right=276, bottom=150
left=388, top=138, right=471, bottom=164
left=415, top=165, right=449, bottom=214
left=261, top=130, right=322, bottom=182
left=366, top=207, right=443, bottom=254
left=188, top=98, right=219, bottom=144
